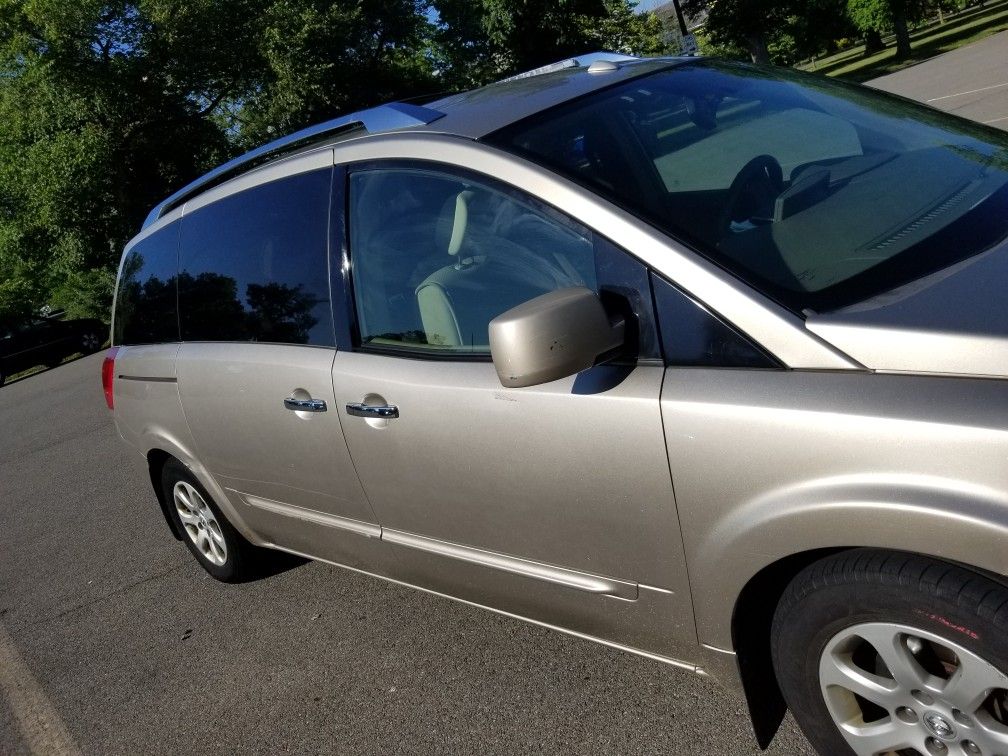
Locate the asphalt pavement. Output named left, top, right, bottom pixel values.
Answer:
left=868, top=30, right=1008, bottom=129
left=0, top=353, right=814, bottom=755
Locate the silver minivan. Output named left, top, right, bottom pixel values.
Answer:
left=106, top=56, right=1008, bottom=755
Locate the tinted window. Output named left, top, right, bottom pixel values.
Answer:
left=179, top=168, right=333, bottom=345
left=651, top=274, right=777, bottom=368
left=488, top=61, right=1008, bottom=312
left=349, top=166, right=658, bottom=359
left=114, top=222, right=180, bottom=345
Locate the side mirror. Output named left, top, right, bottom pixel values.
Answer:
left=489, top=287, right=625, bottom=388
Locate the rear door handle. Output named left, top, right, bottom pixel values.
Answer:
left=346, top=402, right=399, bottom=419
left=284, top=397, right=327, bottom=412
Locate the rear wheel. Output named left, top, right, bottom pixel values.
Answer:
left=160, top=459, right=269, bottom=582
left=772, top=550, right=1008, bottom=756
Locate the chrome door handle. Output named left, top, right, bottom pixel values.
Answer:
left=284, top=397, right=327, bottom=412
left=346, top=402, right=399, bottom=419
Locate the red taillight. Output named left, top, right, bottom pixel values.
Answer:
left=102, top=347, right=119, bottom=410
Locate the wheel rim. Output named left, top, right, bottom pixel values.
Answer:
left=173, top=481, right=227, bottom=566
left=819, top=621, right=1008, bottom=755
left=82, top=333, right=99, bottom=351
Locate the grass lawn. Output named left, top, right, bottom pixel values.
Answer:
left=800, top=0, right=1008, bottom=82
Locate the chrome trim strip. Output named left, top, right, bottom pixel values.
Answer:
left=117, top=375, right=177, bottom=383
left=382, top=528, right=639, bottom=600
left=262, top=542, right=694, bottom=671
left=143, top=102, right=445, bottom=229
left=235, top=491, right=381, bottom=539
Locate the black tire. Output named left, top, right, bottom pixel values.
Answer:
left=160, top=459, right=269, bottom=582
left=772, top=549, right=1008, bottom=755
left=80, top=331, right=101, bottom=353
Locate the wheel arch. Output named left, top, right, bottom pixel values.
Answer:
left=141, top=439, right=262, bottom=546
left=147, top=448, right=183, bottom=540
left=730, top=544, right=1008, bottom=748
left=730, top=547, right=849, bottom=748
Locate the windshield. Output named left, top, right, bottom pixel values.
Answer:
left=487, top=60, right=1008, bottom=312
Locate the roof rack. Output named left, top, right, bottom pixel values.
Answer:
left=497, top=51, right=639, bottom=83
left=142, top=101, right=445, bottom=229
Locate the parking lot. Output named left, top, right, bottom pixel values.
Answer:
left=3, top=34, right=1007, bottom=755
left=869, top=29, right=1008, bottom=128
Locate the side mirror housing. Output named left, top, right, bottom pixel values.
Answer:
left=489, top=287, right=625, bottom=388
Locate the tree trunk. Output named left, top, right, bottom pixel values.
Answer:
left=892, top=5, right=912, bottom=60
left=864, top=28, right=883, bottom=55
left=746, top=33, right=770, bottom=64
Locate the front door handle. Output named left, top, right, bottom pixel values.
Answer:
left=284, top=397, right=327, bottom=412
left=346, top=402, right=399, bottom=419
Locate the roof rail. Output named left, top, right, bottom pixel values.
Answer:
left=142, top=101, right=445, bottom=229
left=498, top=51, right=639, bottom=83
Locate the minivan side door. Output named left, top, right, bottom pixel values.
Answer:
left=175, top=157, right=384, bottom=570
left=331, top=162, right=697, bottom=661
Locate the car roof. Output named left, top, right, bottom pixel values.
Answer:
left=141, top=53, right=690, bottom=230
left=417, top=56, right=683, bottom=139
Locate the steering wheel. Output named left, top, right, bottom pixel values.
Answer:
left=717, top=155, right=784, bottom=242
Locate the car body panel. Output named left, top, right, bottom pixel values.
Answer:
left=112, top=343, right=264, bottom=544
left=660, top=367, right=1008, bottom=650
left=420, top=59, right=682, bottom=139
left=806, top=236, right=1008, bottom=378
left=330, top=352, right=699, bottom=658
left=175, top=342, right=385, bottom=568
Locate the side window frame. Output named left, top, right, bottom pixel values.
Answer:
left=340, top=158, right=662, bottom=365
left=330, top=163, right=355, bottom=352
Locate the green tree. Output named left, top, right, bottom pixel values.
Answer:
left=432, top=0, right=665, bottom=89
left=234, top=0, right=438, bottom=147
left=0, top=0, right=262, bottom=322
left=681, top=0, right=792, bottom=63
left=0, top=0, right=437, bottom=322
left=685, top=0, right=859, bottom=64
left=847, top=0, right=928, bottom=59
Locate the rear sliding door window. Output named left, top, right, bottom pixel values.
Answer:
left=114, top=221, right=180, bottom=345
left=178, top=168, right=334, bottom=345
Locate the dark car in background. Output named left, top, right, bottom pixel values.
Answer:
left=0, top=311, right=105, bottom=385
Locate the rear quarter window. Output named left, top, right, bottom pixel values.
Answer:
left=113, top=221, right=180, bottom=346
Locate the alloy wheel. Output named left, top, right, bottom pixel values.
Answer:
left=819, top=621, right=1008, bottom=755
left=173, top=480, right=227, bottom=566
left=81, top=332, right=100, bottom=352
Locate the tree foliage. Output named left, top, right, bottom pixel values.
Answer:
left=432, top=0, right=664, bottom=89
left=0, top=0, right=669, bottom=324
left=847, top=0, right=930, bottom=59
left=0, top=0, right=950, bottom=325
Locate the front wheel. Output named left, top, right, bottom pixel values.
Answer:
left=772, top=550, right=1008, bottom=756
